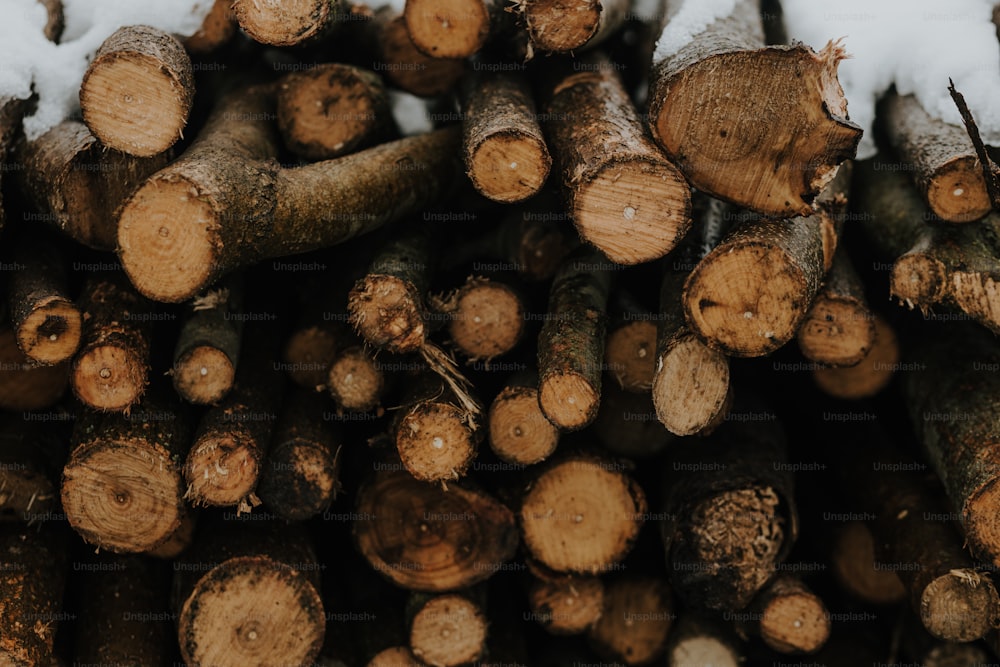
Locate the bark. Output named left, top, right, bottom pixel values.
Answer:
left=647, top=0, right=860, bottom=217
left=541, top=53, right=691, bottom=265
left=232, top=0, right=340, bottom=46
left=0, top=412, right=67, bottom=522
left=0, top=326, right=68, bottom=411
left=740, top=574, right=831, bottom=654
left=586, top=575, right=673, bottom=665
left=812, top=313, right=898, bottom=400
left=184, top=0, right=238, bottom=53
left=521, top=0, right=630, bottom=53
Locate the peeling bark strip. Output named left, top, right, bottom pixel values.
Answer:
left=407, top=591, right=489, bottom=667
left=648, top=0, right=860, bottom=217
left=462, top=71, right=551, bottom=203
left=232, top=0, right=340, bottom=46
left=521, top=0, right=630, bottom=53
left=404, top=0, right=507, bottom=58
left=353, top=469, right=519, bottom=592
left=586, top=575, right=673, bottom=665
left=277, top=63, right=394, bottom=162
left=174, top=518, right=325, bottom=667
left=8, top=234, right=81, bottom=366
left=71, top=273, right=153, bottom=413
left=118, top=85, right=462, bottom=303
left=661, top=417, right=798, bottom=611
left=883, top=93, right=991, bottom=223
left=537, top=247, right=612, bottom=431
left=18, top=120, right=171, bottom=250
left=80, top=25, right=194, bottom=157
left=0, top=525, right=67, bottom=666
left=738, top=575, right=831, bottom=654
left=902, top=324, right=1000, bottom=570
left=488, top=369, right=560, bottom=465
left=519, top=453, right=646, bottom=574
left=855, top=161, right=1000, bottom=333
left=527, top=572, right=604, bottom=635
left=62, top=396, right=193, bottom=553
left=541, top=53, right=691, bottom=265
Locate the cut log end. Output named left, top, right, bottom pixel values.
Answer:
left=118, top=176, right=219, bottom=304
left=539, top=372, right=600, bottom=431
left=796, top=296, right=876, bottom=368
left=920, top=569, right=1000, bottom=642
left=587, top=576, right=673, bottom=665
left=449, top=280, right=525, bottom=360
left=524, top=0, right=602, bottom=52
left=173, top=345, right=236, bottom=405
left=528, top=575, right=604, bottom=635
left=488, top=385, right=559, bottom=465
left=891, top=254, right=948, bottom=305
left=184, top=434, right=261, bottom=507
left=652, top=334, right=730, bottom=436
left=380, top=14, right=466, bottom=97
left=605, top=321, right=656, bottom=392
left=967, top=482, right=1000, bottom=570
left=409, top=594, right=488, bottom=667
left=759, top=589, right=831, bottom=654
left=368, top=646, right=424, bottom=667
left=0, top=329, right=68, bottom=411
left=178, top=558, right=325, bottom=667
left=813, top=315, right=898, bottom=400
left=61, top=442, right=183, bottom=553
left=232, top=0, right=332, bottom=46
left=468, top=132, right=551, bottom=203
left=16, top=297, right=82, bottom=366
left=927, top=155, right=993, bottom=223
left=574, top=160, right=691, bottom=265
left=397, top=402, right=477, bottom=482
left=404, top=0, right=490, bottom=58
left=72, top=345, right=146, bottom=412
left=260, top=441, right=339, bottom=522
left=284, top=325, right=339, bottom=389
left=328, top=348, right=383, bottom=412
left=520, top=458, right=645, bottom=574
left=349, top=276, right=426, bottom=354
left=830, top=521, right=906, bottom=605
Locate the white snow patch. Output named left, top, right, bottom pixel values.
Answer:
left=0, top=0, right=213, bottom=140
left=652, top=0, right=739, bottom=61
left=389, top=90, right=434, bottom=136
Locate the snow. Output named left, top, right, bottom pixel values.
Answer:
left=652, top=0, right=739, bottom=61
left=782, top=0, right=1000, bottom=159
left=389, top=91, right=433, bottom=136
left=0, top=0, right=214, bottom=140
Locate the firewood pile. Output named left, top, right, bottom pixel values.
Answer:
left=2, top=0, right=1000, bottom=664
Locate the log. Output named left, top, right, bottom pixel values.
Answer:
left=118, top=84, right=462, bottom=303
left=461, top=71, right=551, bottom=203
left=883, top=92, right=991, bottom=223
left=593, top=382, right=674, bottom=459
left=0, top=525, right=67, bottom=666
left=172, top=278, right=244, bottom=406
left=519, top=453, right=646, bottom=574
left=812, top=314, right=898, bottom=400
left=79, top=25, right=195, bottom=157
left=604, top=290, right=656, bottom=393
left=368, top=646, right=423, bottom=667
left=586, top=575, right=674, bottom=665
left=0, top=325, right=68, bottom=411
left=0, top=413, right=67, bottom=522
left=327, top=337, right=386, bottom=413
left=407, top=591, right=489, bottom=667
left=232, top=0, right=339, bottom=46
left=277, top=63, right=394, bottom=161
left=527, top=571, right=604, bottom=635
left=73, top=554, right=173, bottom=667
left=796, top=245, right=875, bottom=368
left=71, top=273, right=153, bottom=412
left=184, top=0, right=238, bottom=53
left=146, top=512, right=196, bottom=559
left=647, top=0, right=860, bottom=217
left=541, top=53, right=691, bottom=265
left=739, top=574, right=830, bottom=654
left=487, top=369, right=559, bottom=465
left=403, top=0, right=507, bottom=58
left=537, top=247, right=612, bottom=431
left=17, top=120, right=171, bottom=250
left=0, top=97, right=32, bottom=233
left=368, top=7, right=467, bottom=97
left=662, top=415, right=798, bottom=610
left=445, top=276, right=526, bottom=361
left=354, top=469, right=519, bottom=591
left=829, top=521, right=905, bottom=606
left=521, top=0, right=630, bottom=53
left=283, top=322, right=345, bottom=391
left=257, top=389, right=341, bottom=522
left=664, top=613, right=742, bottom=667
left=61, top=396, right=193, bottom=552
left=7, top=234, right=81, bottom=366
left=174, top=517, right=325, bottom=667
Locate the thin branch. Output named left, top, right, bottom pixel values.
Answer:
left=948, top=78, right=1000, bottom=210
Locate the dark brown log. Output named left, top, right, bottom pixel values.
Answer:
left=520, top=453, right=646, bottom=574
left=542, top=53, right=690, bottom=265
left=445, top=276, right=526, bottom=362
left=283, top=322, right=344, bottom=391
left=80, top=25, right=195, bottom=157
left=905, top=610, right=994, bottom=667
left=17, top=121, right=171, bottom=250
left=232, top=0, right=339, bottom=46
left=174, top=517, right=325, bottom=667
left=593, top=382, right=674, bottom=459
left=0, top=325, right=69, bottom=411
left=62, top=396, right=193, bottom=553
left=327, top=338, right=386, bottom=413
left=277, top=63, right=394, bottom=161
left=0, top=413, right=67, bottom=522
left=71, top=273, right=153, bottom=413
left=368, top=7, right=467, bottom=97
left=118, top=84, right=462, bottom=303
left=0, top=96, right=31, bottom=233
left=172, top=278, right=244, bottom=406
left=462, top=71, right=550, bottom=203
left=7, top=235, right=81, bottom=366
left=146, top=512, right=196, bottom=559
left=487, top=369, right=560, bottom=465
left=407, top=591, right=488, bottom=667
left=184, top=0, right=238, bottom=53
left=586, top=575, right=674, bottom=665
left=257, top=389, right=341, bottom=522
left=527, top=571, right=604, bottom=635
left=521, top=0, right=630, bottom=53
left=812, top=314, right=898, bottom=400
left=739, top=574, right=831, bottom=654
left=883, top=92, right=991, bottom=223
left=353, top=469, right=519, bottom=592
left=664, top=613, right=742, bottom=667
left=604, top=290, right=656, bottom=393
left=647, top=0, right=860, bottom=217
left=537, top=247, right=612, bottom=431
left=830, top=521, right=906, bottom=606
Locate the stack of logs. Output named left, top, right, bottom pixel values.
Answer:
left=2, top=0, right=1000, bottom=664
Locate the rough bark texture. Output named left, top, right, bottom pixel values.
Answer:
left=586, top=575, right=673, bottom=665
left=367, top=7, right=467, bottom=97
left=520, top=453, right=646, bottom=574
left=522, top=0, right=630, bottom=53
left=353, top=469, right=519, bottom=592
left=487, top=369, right=560, bottom=465
left=883, top=92, right=991, bottom=223
left=537, top=247, right=612, bottom=431
left=277, top=63, right=394, bottom=161
left=542, top=53, right=691, bottom=265
left=0, top=97, right=31, bottom=234
left=445, top=276, right=526, bottom=361
left=661, top=416, right=798, bottom=611
left=257, top=389, right=341, bottom=522
left=71, top=273, right=154, bottom=413
left=647, top=0, right=861, bottom=217
left=118, top=84, right=462, bottom=303
left=0, top=325, right=69, bottom=411
left=527, top=572, right=604, bottom=635
left=18, top=120, right=171, bottom=250
left=812, top=313, right=899, bottom=400
left=232, top=0, right=340, bottom=46
left=80, top=25, right=195, bottom=157
left=740, top=574, right=831, bottom=654
left=462, top=71, right=551, bottom=203
left=62, top=395, right=193, bottom=553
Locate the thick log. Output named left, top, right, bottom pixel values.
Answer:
left=232, top=0, right=340, bottom=46
left=586, top=575, right=674, bottom=665
left=407, top=591, right=489, bottom=667
left=367, top=7, right=467, bottom=98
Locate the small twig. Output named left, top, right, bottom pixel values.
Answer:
left=948, top=78, right=1000, bottom=210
